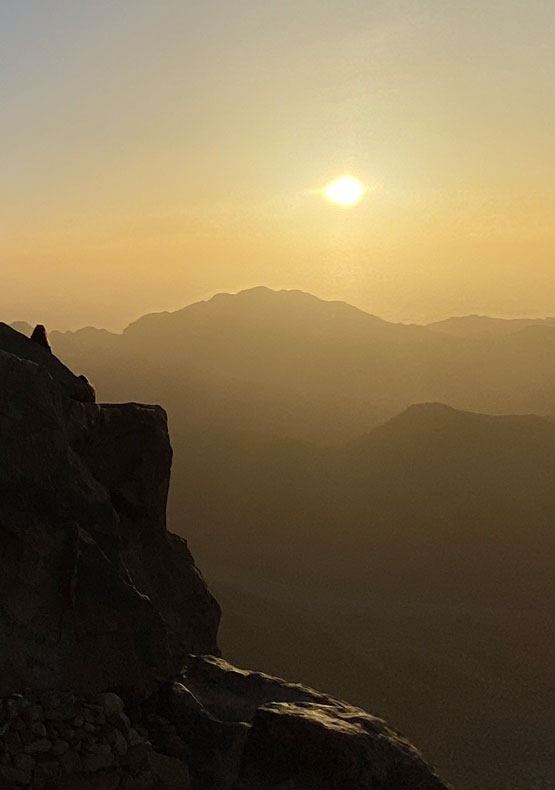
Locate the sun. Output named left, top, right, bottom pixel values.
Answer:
left=323, top=176, right=364, bottom=207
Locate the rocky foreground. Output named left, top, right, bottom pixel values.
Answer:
left=0, top=323, right=451, bottom=789
left=0, top=689, right=189, bottom=789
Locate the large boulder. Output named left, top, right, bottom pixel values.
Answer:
left=235, top=702, right=449, bottom=790
left=163, top=656, right=452, bottom=790
left=0, top=328, right=220, bottom=697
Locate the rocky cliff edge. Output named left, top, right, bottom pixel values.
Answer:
left=0, top=322, right=220, bottom=697
left=0, top=324, right=451, bottom=789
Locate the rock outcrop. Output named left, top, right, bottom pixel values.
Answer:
left=29, top=325, right=51, bottom=354
left=0, top=324, right=219, bottom=698
left=0, top=323, right=451, bottom=789
left=154, top=656, right=451, bottom=790
left=0, top=323, right=94, bottom=403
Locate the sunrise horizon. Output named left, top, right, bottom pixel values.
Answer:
left=6, top=282, right=555, bottom=335
left=2, top=4, right=554, bottom=790
left=3, top=1, right=554, bottom=330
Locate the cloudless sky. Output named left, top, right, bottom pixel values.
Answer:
left=1, top=0, right=554, bottom=328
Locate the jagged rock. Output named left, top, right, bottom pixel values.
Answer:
left=163, top=656, right=451, bottom=790
left=0, top=331, right=219, bottom=697
left=30, top=324, right=52, bottom=353
left=0, top=323, right=94, bottom=402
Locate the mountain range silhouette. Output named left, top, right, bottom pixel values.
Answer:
left=9, top=287, right=555, bottom=789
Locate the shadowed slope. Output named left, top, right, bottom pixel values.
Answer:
left=170, top=402, right=555, bottom=609
left=168, top=403, right=555, bottom=790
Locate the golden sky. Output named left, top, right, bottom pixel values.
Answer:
left=2, top=1, right=554, bottom=329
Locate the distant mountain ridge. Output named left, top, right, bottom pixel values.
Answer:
left=8, top=291, right=555, bottom=789
left=8, top=320, right=32, bottom=336
left=427, top=314, right=555, bottom=337
left=125, top=286, right=400, bottom=335
left=12, top=288, right=555, bottom=344
left=36, top=287, right=555, bottom=446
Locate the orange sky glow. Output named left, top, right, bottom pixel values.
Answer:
left=1, top=0, right=554, bottom=329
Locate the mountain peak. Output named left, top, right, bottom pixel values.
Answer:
left=124, top=286, right=393, bottom=338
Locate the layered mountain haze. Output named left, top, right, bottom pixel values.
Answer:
left=18, top=287, right=554, bottom=789
left=174, top=403, right=555, bottom=607
left=427, top=314, right=555, bottom=337
left=39, top=288, right=555, bottom=445
left=171, top=402, right=555, bottom=789
left=5, top=1, right=555, bottom=788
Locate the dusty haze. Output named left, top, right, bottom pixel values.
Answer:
left=3, top=3, right=555, bottom=789
left=20, top=286, right=554, bottom=790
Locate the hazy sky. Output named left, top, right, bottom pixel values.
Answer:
left=2, top=0, right=554, bottom=329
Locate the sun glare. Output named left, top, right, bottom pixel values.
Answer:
left=323, top=176, right=364, bottom=207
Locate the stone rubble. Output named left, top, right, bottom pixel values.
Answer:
left=0, top=691, right=189, bottom=790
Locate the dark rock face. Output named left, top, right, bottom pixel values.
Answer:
left=0, top=323, right=94, bottom=403
left=0, top=327, right=220, bottom=698
left=161, top=656, right=451, bottom=790
left=30, top=323, right=52, bottom=353
left=0, top=323, right=450, bottom=789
